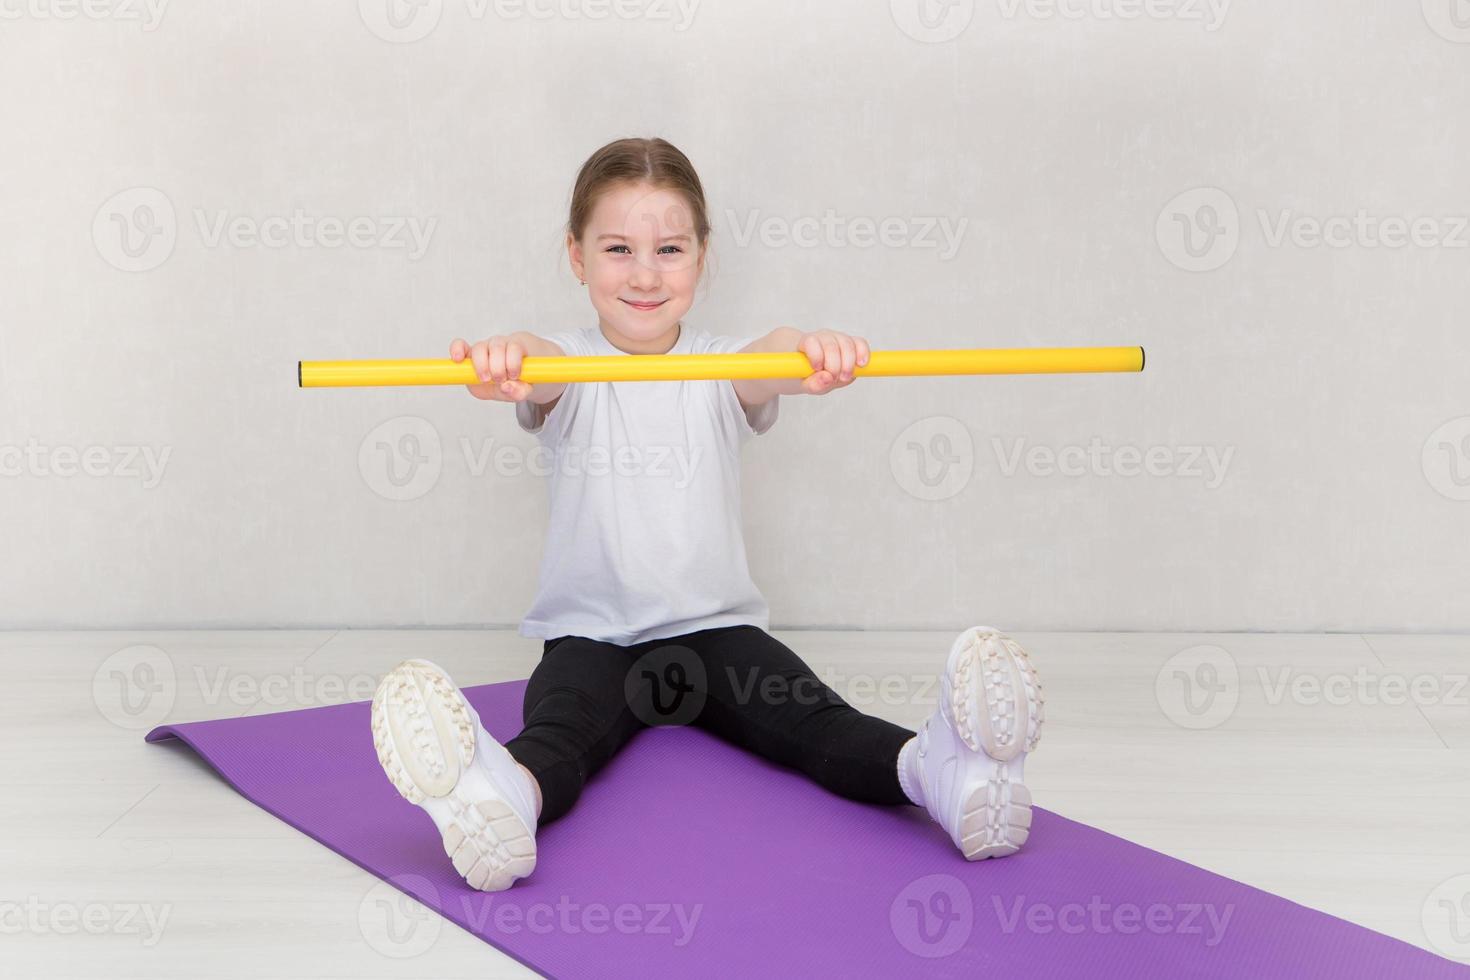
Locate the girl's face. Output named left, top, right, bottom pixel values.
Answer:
left=567, top=181, right=706, bottom=354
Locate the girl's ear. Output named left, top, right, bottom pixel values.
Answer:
left=566, top=231, right=585, bottom=282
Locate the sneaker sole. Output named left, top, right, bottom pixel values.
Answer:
left=947, top=628, right=1044, bottom=860
left=371, top=658, right=536, bottom=891
left=948, top=628, right=1044, bottom=762
left=957, top=765, right=1033, bottom=859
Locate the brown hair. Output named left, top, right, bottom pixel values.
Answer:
left=567, top=137, right=712, bottom=252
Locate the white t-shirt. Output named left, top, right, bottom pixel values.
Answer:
left=514, top=323, right=779, bottom=646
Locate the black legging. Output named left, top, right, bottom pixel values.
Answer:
left=505, top=624, right=918, bottom=824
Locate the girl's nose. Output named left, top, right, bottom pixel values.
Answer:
left=627, top=255, right=661, bottom=289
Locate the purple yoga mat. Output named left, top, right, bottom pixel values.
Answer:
left=146, top=679, right=1466, bottom=979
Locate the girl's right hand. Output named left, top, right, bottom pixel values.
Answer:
left=451, top=335, right=534, bottom=402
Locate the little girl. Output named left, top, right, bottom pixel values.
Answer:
left=369, top=137, right=1045, bottom=892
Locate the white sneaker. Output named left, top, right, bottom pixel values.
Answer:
left=915, top=626, right=1045, bottom=860
left=371, top=659, right=538, bottom=891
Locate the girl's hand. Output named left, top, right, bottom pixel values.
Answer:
left=450, top=335, right=535, bottom=402
left=795, top=329, right=870, bottom=395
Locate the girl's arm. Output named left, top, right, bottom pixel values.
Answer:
left=731, top=326, right=871, bottom=411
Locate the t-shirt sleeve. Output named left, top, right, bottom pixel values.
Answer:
left=515, top=329, right=586, bottom=438
left=703, top=333, right=779, bottom=439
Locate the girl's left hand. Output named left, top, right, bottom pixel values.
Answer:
left=796, top=329, right=870, bottom=395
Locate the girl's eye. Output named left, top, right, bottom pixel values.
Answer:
left=604, top=244, right=683, bottom=255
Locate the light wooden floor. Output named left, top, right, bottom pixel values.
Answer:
left=4, top=629, right=1468, bottom=977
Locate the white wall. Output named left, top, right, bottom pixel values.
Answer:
left=2, top=0, right=1467, bottom=631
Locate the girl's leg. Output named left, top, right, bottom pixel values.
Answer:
left=681, top=625, right=917, bottom=807
left=505, top=634, right=650, bottom=825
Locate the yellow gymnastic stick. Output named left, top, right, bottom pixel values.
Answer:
left=298, top=346, right=1145, bottom=387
